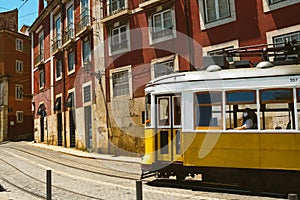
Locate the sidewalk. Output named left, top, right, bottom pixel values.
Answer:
left=28, top=142, right=142, bottom=164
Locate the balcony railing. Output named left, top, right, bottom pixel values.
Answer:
left=76, top=10, right=91, bottom=35
left=63, top=24, right=75, bottom=45
left=52, top=35, right=62, bottom=53
left=35, top=53, right=44, bottom=66
left=109, top=0, right=125, bottom=15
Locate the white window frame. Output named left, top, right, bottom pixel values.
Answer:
left=53, top=13, right=62, bottom=49
left=56, top=59, right=62, bottom=81
left=16, top=39, right=23, bottom=51
left=198, top=0, right=236, bottom=30
left=39, top=69, right=45, bottom=89
left=38, top=31, right=44, bottom=60
left=202, top=39, right=240, bottom=64
left=109, top=65, right=132, bottom=99
left=82, top=36, right=91, bottom=63
left=16, top=84, right=23, bottom=101
left=107, top=0, right=128, bottom=15
left=150, top=55, right=179, bottom=79
left=82, top=81, right=92, bottom=106
left=148, top=8, right=177, bottom=45
left=67, top=89, right=76, bottom=108
left=262, top=0, right=300, bottom=12
left=109, top=23, right=130, bottom=56
left=68, top=49, right=75, bottom=75
left=16, top=111, right=24, bottom=123
left=266, top=24, right=300, bottom=61
left=16, top=60, right=23, bottom=73
left=66, top=1, right=74, bottom=38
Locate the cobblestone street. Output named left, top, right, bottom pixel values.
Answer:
left=0, top=142, right=285, bottom=200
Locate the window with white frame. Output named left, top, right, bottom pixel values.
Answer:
left=53, top=14, right=62, bottom=50
left=68, top=49, right=75, bottom=73
left=56, top=59, right=62, bottom=80
left=39, top=69, right=45, bottom=89
left=16, top=39, right=23, bottom=51
left=202, top=40, right=239, bottom=63
left=66, top=4, right=74, bottom=39
left=110, top=25, right=129, bottom=54
left=81, top=0, right=90, bottom=26
left=272, top=31, right=300, bottom=60
left=198, top=0, right=236, bottom=30
left=262, top=0, right=300, bottom=12
left=266, top=25, right=300, bottom=61
left=111, top=68, right=131, bottom=97
left=16, top=85, right=23, bottom=100
left=154, top=60, right=174, bottom=78
left=83, top=84, right=91, bottom=103
left=204, top=0, right=230, bottom=23
left=16, top=60, right=23, bottom=73
left=150, top=9, right=176, bottom=43
left=109, top=0, right=125, bottom=15
left=207, top=46, right=234, bottom=63
left=16, top=111, right=23, bottom=123
left=38, top=31, right=44, bottom=60
left=269, top=0, right=286, bottom=4
left=82, top=37, right=91, bottom=62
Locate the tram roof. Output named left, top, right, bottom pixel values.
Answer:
left=146, top=63, right=300, bottom=87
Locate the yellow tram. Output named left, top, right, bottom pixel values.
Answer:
left=141, top=58, right=300, bottom=193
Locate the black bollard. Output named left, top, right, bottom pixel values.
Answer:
left=46, top=170, right=52, bottom=200
left=136, top=180, right=143, bottom=200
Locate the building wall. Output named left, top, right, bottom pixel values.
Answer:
left=0, top=30, right=33, bottom=141
left=30, top=0, right=107, bottom=153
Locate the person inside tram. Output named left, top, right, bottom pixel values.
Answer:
left=234, top=108, right=257, bottom=130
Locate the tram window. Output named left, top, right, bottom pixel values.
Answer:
left=260, top=89, right=294, bottom=130
left=297, top=89, right=300, bottom=130
left=158, top=97, right=170, bottom=126
left=226, top=91, right=257, bottom=129
left=173, top=96, right=181, bottom=126
left=145, top=93, right=151, bottom=126
left=195, top=92, right=222, bottom=129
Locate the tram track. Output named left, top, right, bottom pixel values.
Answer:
left=1, top=144, right=140, bottom=181
left=0, top=155, right=107, bottom=200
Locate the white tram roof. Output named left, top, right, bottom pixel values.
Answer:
left=145, top=63, right=300, bottom=93
left=147, top=63, right=300, bottom=86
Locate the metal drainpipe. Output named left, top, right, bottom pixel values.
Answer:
left=63, top=57, right=67, bottom=147
left=183, top=0, right=195, bottom=71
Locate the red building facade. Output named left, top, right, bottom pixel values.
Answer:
left=0, top=10, right=33, bottom=141
left=99, top=0, right=300, bottom=154
left=29, top=0, right=105, bottom=151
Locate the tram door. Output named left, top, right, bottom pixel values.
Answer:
left=156, top=95, right=182, bottom=162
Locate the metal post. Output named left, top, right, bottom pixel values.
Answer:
left=288, top=194, right=298, bottom=200
left=136, top=180, right=143, bottom=200
left=46, top=170, right=52, bottom=200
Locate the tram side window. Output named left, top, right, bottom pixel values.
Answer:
left=226, top=91, right=257, bottom=129
left=260, top=89, right=294, bottom=130
left=195, top=92, right=222, bottom=129
left=158, top=97, right=170, bottom=126
left=145, top=93, right=151, bottom=126
left=298, top=89, right=300, bottom=130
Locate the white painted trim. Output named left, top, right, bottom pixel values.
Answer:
left=109, top=65, right=132, bottom=99
left=198, top=0, right=236, bottom=30
left=262, top=0, right=300, bottom=12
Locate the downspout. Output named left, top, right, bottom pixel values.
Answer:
left=183, top=0, right=195, bottom=71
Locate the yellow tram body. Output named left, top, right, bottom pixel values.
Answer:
left=142, top=61, right=300, bottom=193
left=182, top=132, right=300, bottom=170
